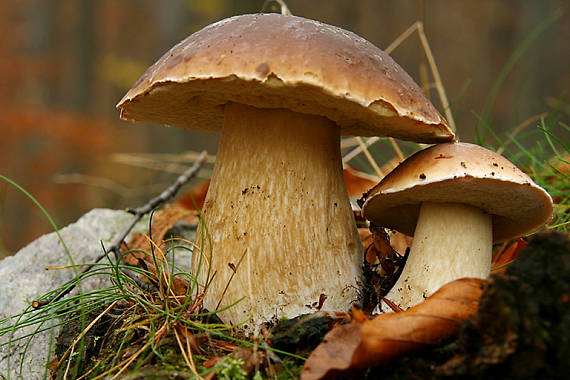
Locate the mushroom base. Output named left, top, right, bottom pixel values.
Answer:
left=385, top=202, right=492, bottom=310
left=193, top=103, right=363, bottom=330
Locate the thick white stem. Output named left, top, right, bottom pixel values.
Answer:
left=385, top=202, right=492, bottom=310
left=193, top=103, right=362, bottom=329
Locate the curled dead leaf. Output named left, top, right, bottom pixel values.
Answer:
left=491, top=238, right=528, bottom=274
left=178, top=179, right=210, bottom=210
left=301, top=278, right=483, bottom=380
left=343, top=165, right=378, bottom=198
left=123, top=203, right=199, bottom=298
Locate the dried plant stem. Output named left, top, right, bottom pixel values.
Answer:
left=174, top=326, right=202, bottom=379
left=388, top=138, right=405, bottom=160
left=55, top=301, right=119, bottom=374
left=342, top=137, right=379, bottom=164
left=416, top=22, right=456, bottom=132
left=384, top=21, right=419, bottom=55
left=496, top=112, right=547, bottom=154
left=385, top=21, right=457, bottom=132
left=344, top=17, right=455, bottom=171
left=356, top=137, right=384, bottom=177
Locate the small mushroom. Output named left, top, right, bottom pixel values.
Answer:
left=361, top=142, right=553, bottom=310
left=117, top=14, right=455, bottom=327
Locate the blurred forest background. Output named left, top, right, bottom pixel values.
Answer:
left=1, top=0, right=568, bottom=257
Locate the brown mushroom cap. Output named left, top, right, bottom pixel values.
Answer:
left=361, top=142, right=553, bottom=242
left=117, top=13, right=453, bottom=143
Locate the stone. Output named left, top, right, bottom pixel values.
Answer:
left=0, top=209, right=152, bottom=379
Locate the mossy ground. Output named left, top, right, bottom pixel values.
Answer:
left=52, top=231, right=568, bottom=379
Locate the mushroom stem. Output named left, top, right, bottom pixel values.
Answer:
left=385, top=202, right=492, bottom=309
left=193, top=103, right=362, bottom=328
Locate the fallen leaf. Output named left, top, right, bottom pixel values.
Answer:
left=123, top=203, right=199, bottom=298
left=491, top=238, right=528, bottom=274
left=301, top=278, right=483, bottom=380
left=343, top=165, right=378, bottom=198
left=178, top=179, right=210, bottom=210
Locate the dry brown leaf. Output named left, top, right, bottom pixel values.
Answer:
left=389, top=230, right=413, bottom=256
left=301, top=278, right=483, bottom=380
left=178, top=179, right=211, bottom=210
left=491, top=238, right=528, bottom=274
left=123, top=203, right=199, bottom=298
left=343, top=165, right=378, bottom=198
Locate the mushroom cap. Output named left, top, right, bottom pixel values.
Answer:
left=361, top=142, right=553, bottom=242
left=117, top=13, right=454, bottom=143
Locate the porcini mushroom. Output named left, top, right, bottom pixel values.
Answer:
left=361, top=142, right=553, bottom=310
left=117, top=13, right=454, bottom=328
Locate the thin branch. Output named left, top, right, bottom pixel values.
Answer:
left=32, top=151, right=208, bottom=309
left=355, top=137, right=384, bottom=177
left=388, top=137, right=405, bottom=161
left=342, top=136, right=380, bottom=165
left=385, top=21, right=420, bottom=55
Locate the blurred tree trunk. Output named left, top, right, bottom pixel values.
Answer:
left=26, top=0, right=56, bottom=106
left=154, top=0, right=185, bottom=54
left=75, top=0, right=95, bottom=111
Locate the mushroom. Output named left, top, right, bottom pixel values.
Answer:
left=361, top=142, right=553, bottom=310
left=116, top=13, right=454, bottom=328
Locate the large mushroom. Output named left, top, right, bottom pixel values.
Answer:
left=361, top=142, right=553, bottom=310
left=117, top=13, right=454, bottom=327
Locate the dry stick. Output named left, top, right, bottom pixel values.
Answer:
left=355, top=136, right=384, bottom=177
left=342, top=136, right=380, bottom=165
left=215, top=248, right=249, bottom=312
left=384, top=21, right=419, bottom=55
left=496, top=112, right=547, bottom=155
left=417, top=22, right=456, bottom=132
left=389, top=138, right=405, bottom=161
left=32, top=151, right=208, bottom=309
left=174, top=326, right=201, bottom=379
left=417, top=0, right=430, bottom=99
left=386, top=20, right=457, bottom=134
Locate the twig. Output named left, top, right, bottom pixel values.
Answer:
left=342, top=136, right=380, bottom=165
left=384, top=21, right=420, bottom=55
left=32, top=151, right=208, bottom=309
left=416, top=22, right=457, bottom=132
left=385, top=20, right=457, bottom=133
left=355, top=137, right=384, bottom=177
left=388, top=137, right=405, bottom=161
left=215, top=248, right=249, bottom=311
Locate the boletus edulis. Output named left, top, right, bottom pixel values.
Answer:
left=361, top=142, right=553, bottom=310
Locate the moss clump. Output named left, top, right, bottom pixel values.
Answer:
left=269, top=312, right=332, bottom=355
left=439, top=231, right=570, bottom=378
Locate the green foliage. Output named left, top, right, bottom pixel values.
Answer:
left=215, top=357, right=247, bottom=380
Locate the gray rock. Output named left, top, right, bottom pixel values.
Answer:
left=0, top=209, right=156, bottom=379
